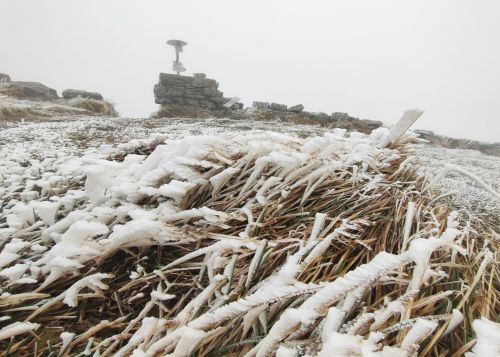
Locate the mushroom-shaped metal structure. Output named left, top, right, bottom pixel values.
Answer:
left=167, top=39, right=188, bottom=75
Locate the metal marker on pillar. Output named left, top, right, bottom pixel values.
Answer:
left=167, top=39, right=188, bottom=75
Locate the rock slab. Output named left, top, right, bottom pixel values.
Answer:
left=0, top=81, right=58, bottom=100
left=288, top=104, right=304, bottom=113
left=62, top=89, right=103, bottom=100
left=271, top=103, right=287, bottom=111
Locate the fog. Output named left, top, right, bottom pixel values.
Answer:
left=1, top=0, right=499, bottom=142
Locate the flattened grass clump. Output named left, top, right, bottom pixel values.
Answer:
left=0, top=131, right=497, bottom=356
left=67, top=98, right=117, bottom=117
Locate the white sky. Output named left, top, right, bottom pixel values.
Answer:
left=1, top=0, right=499, bottom=142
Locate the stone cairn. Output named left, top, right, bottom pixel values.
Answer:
left=154, top=72, right=241, bottom=110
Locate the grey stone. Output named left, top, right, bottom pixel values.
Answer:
left=223, top=97, right=241, bottom=109
left=271, top=103, right=287, bottom=111
left=171, top=97, right=185, bottom=104
left=362, top=119, right=383, bottom=129
left=199, top=100, right=216, bottom=109
left=153, top=84, right=168, bottom=99
left=415, top=130, right=500, bottom=157
left=0, top=81, right=58, bottom=100
left=253, top=101, right=271, bottom=110
left=62, top=89, right=103, bottom=100
left=0, top=73, right=10, bottom=83
left=156, top=97, right=173, bottom=105
left=331, top=112, right=350, bottom=121
left=202, top=86, right=217, bottom=96
left=184, top=94, right=207, bottom=100
left=192, top=77, right=217, bottom=88
left=288, top=104, right=304, bottom=113
left=325, top=112, right=382, bottom=133
left=159, top=73, right=188, bottom=86
left=166, top=88, right=184, bottom=97
left=193, top=73, right=206, bottom=78
left=184, top=98, right=200, bottom=106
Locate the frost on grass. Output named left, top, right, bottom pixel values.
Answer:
left=0, top=122, right=498, bottom=356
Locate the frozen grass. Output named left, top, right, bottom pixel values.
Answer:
left=0, top=117, right=498, bottom=356
left=1, top=116, right=498, bottom=214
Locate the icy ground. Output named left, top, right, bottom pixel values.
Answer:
left=1, top=116, right=499, bottom=218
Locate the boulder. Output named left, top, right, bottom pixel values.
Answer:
left=0, top=81, right=58, bottom=100
left=62, top=89, right=103, bottom=100
left=331, top=112, right=350, bottom=121
left=253, top=101, right=271, bottom=110
left=363, top=119, right=383, bottom=130
left=0, top=73, right=11, bottom=83
left=270, top=103, right=287, bottom=111
left=223, top=97, right=242, bottom=110
left=199, top=100, right=216, bottom=109
left=193, top=73, right=206, bottom=78
left=288, top=104, right=304, bottom=113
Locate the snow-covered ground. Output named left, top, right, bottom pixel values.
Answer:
left=0, top=116, right=498, bottom=356
left=1, top=116, right=499, bottom=218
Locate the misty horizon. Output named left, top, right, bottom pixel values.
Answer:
left=1, top=0, right=499, bottom=142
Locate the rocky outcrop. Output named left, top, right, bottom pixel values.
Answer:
left=154, top=73, right=226, bottom=109
left=62, top=89, right=103, bottom=100
left=0, top=81, right=58, bottom=100
left=0, top=73, right=10, bottom=83
left=288, top=104, right=304, bottom=113
left=479, top=144, right=500, bottom=157
left=415, top=130, right=500, bottom=157
left=270, top=103, right=287, bottom=111
left=152, top=73, right=381, bottom=134
left=240, top=105, right=384, bottom=134
left=0, top=78, right=116, bottom=120
left=328, top=112, right=383, bottom=133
